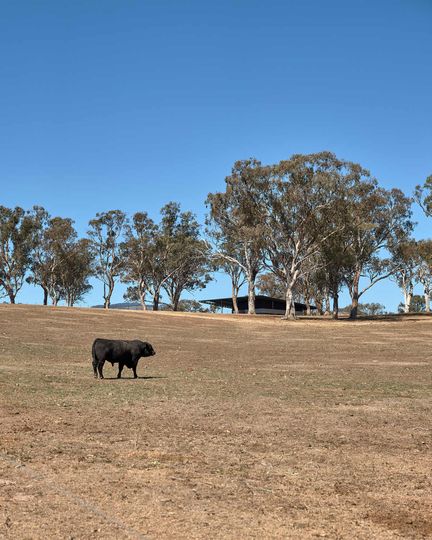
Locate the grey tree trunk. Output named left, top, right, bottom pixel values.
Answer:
left=403, top=289, right=412, bottom=313
left=103, top=278, right=115, bottom=309
left=283, top=287, right=295, bottom=319
left=324, top=293, right=331, bottom=316
left=172, top=290, right=181, bottom=311
left=139, top=279, right=147, bottom=311
left=153, top=289, right=160, bottom=311
left=332, top=292, right=339, bottom=319
left=425, top=292, right=430, bottom=313
left=232, top=284, right=239, bottom=314
left=349, top=271, right=361, bottom=320
left=247, top=279, right=256, bottom=315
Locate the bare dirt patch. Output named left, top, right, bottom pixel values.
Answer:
left=1, top=305, right=431, bottom=539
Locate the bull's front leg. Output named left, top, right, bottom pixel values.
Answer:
left=132, top=358, right=139, bottom=379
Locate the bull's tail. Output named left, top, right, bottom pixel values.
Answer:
left=92, top=340, right=98, bottom=378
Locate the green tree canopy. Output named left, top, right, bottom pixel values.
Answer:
left=0, top=206, right=36, bottom=303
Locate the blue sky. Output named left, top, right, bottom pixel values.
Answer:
left=1, top=0, right=431, bottom=310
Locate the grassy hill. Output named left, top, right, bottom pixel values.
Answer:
left=1, top=305, right=431, bottom=538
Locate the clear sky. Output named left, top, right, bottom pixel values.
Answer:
left=1, top=0, right=431, bottom=310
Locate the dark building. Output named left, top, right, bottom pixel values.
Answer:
left=201, top=295, right=315, bottom=315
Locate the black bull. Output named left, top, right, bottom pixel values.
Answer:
left=92, top=338, right=156, bottom=379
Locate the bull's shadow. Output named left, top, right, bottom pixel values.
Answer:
left=102, top=375, right=166, bottom=381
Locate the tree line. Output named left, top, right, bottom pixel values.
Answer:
left=1, top=152, right=431, bottom=319
left=0, top=203, right=211, bottom=311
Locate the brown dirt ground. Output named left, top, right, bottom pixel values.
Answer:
left=0, top=304, right=431, bottom=539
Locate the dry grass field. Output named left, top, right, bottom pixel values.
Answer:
left=0, top=304, right=431, bottom=539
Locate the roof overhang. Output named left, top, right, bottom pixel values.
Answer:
left=201, top=295, right=316, bottom=311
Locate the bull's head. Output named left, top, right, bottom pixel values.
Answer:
left=142, top=342, right=156, bottom=357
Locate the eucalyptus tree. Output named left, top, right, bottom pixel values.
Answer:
left=160, top=203, right=212, bottom=311
left=389, top=240, right=419, bottom=314
left=28, top=206, right=51, bottom=304
left=398, top=295, right=425, bottom=313
left=0, top=206, right=36, bottom=303
left=56, top=239, right=93, bottom=306
left=121, top=212, right=157, bottom=310
left=219, top=248, right=246, bottom=315
left=210, top=236, right=246, bottom=314
left=122, top=209, right=172, bottom=311
left=122, top=205, right=211, bottom=311
left=316, top=213, right=355, bottom=319
left=297, top=258, right=333, bottom=316
left=29, top=212, right=80, bottom=305
left=206, top=159, right=269, bottom=314
left=88, top=210, right=127, bottom=309
left=359, top=303, right=386, bottom=316
left=177, top=299, right=209, bottom=312
left=343, top=184, right=413, bottom=319
left=416, top=239, right=432, bottom=312
left=414, top=174, right=432, bottom=217
left=45, top=218, right=79, bottom=306
left=413, top=176, right=432, bottom=312
left=302, top=266, right=326, bottom=316
left=264, top=152, right=349, bottom=319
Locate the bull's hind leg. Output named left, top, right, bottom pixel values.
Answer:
left=97, top=360, right=105, bottom=379
left=117, top=363, right=124, bottom=379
